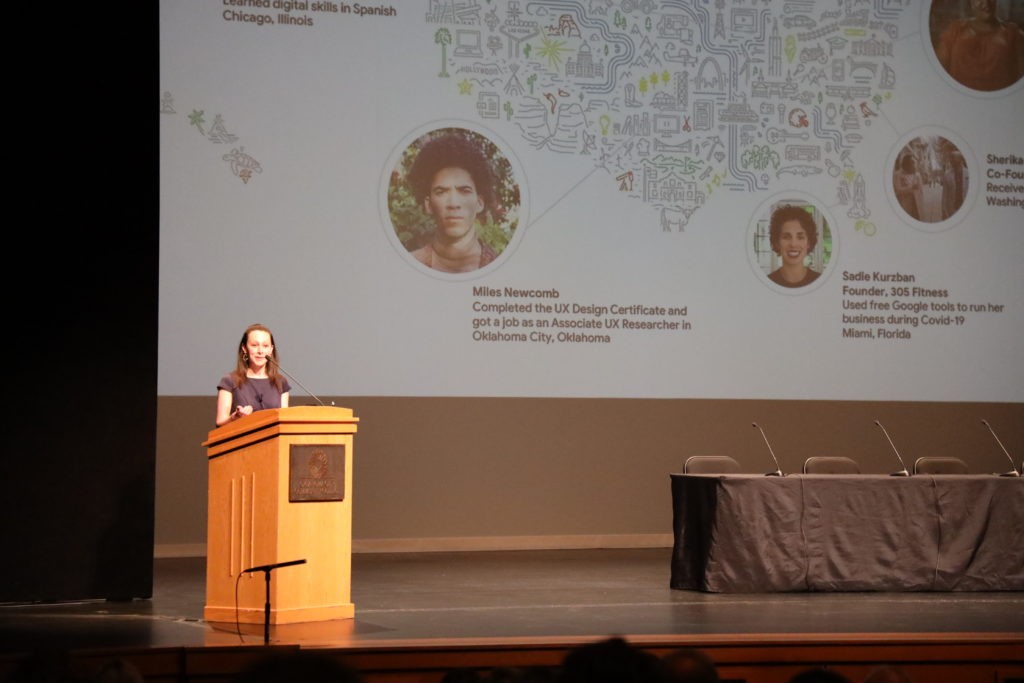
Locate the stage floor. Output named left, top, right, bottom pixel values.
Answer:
left=2, top=548, right=1023, bottom=653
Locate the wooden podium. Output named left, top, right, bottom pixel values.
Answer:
left=202, top=406, right=358, bottom=624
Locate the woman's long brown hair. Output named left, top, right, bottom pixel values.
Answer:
left=231, top=323, right=283, bottom=391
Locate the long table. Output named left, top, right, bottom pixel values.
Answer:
left=670, top=474, right=1024, bottom=592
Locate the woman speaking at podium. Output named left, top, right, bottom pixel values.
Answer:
left=216, top=323, right=291, bottom=426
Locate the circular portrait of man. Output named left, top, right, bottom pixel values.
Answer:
left=892, top=136, right=969, bottom=223
left=387, top=127, right=520, bottom=274
left=752, top=200, right=833, bottom=290
left=929, top=0, right=1024, bottom=92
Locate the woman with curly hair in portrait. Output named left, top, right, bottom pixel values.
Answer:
left=768, top=205, right=821, bottom=288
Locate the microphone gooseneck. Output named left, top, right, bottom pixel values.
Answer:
left=981, top=419, right=1020, bottom=477
left=752, top=422, right=784, bottom=477
left=265, top=355, right=333, bottom=407
left=874, top=420, right=910, bottom=477
left=242, top=558, right=307, bottom=574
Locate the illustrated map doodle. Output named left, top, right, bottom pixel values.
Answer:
left=427, top=0, right=904, bottom=230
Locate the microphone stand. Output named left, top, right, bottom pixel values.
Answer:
left=981, top=419, right=1020, bottom=477
left=752, top=422, right=784, bottom=476
left=242, top=559, right=307, bottom=645
left=874, top=420, right=910, bottom=477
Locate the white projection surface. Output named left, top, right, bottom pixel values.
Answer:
left=160, top=0, right=1024, bottom=402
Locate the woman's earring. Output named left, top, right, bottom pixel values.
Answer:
left=243, top=352, right=249, bottom=362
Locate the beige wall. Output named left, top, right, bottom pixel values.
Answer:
left=155, top=396, right=1023, bottom=555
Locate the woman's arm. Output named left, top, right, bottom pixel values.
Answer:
left=215, top=389, right=235, bottom=426
left=280, top=392, right=290, bottom=409
left=216, top=399, right=254, bottom=426
left=216, top=389, right=253, bottom=426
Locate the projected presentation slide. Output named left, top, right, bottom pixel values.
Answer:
left=160, top=0, right=1024, bottom=402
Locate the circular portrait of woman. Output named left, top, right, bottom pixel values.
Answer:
left=891, top=136, right=969, bottom=223
left=750, top=199, right=834, bottom=292
left=385, top=126, right=523, bottom=276
left=929, top=0, right=1024, bottom=93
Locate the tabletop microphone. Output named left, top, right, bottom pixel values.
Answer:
left=265, top=355, right=334, bottom=407
left=874, top=420, right=910, bottom=476
left=981, top=419, right=1020, bottom=477
left=752, top=422, right=784, bottom=476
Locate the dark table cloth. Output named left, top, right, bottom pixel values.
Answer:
left=670, top=474, right=1024, bottom=592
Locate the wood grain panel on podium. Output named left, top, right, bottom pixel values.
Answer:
left=202, top=407, right=359, bottom=624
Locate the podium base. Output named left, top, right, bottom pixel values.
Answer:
left=204, top=602, right=354, bottom=624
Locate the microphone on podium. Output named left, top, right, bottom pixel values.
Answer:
left=265, top=355, right=334, bottom=407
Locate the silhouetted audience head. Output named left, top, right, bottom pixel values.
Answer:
left=234, top=652, right=361, bottom=683
left=441, top=669, right=484, bottom=683
left=560, top=637, right=672, bottom=683
left=663, top=648, right=718, bottom=683
left=789, top=669, right=851, bottom=683
left=863, top=665, right=912, bottom=683
left=488, top=666, right=557, bottom=683
left=94, top=659, right=144, bottom=683
left=6, top=651, right=90, bottom=683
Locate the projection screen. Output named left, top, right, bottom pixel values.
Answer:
left=160, top=0, right=1024, bottom=404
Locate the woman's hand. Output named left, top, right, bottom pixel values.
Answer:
left=219, top=392, right=255, bottom=426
